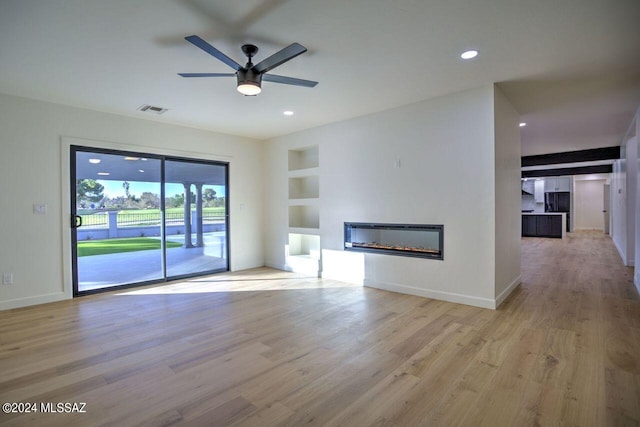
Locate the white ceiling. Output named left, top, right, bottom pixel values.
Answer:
left=1, top=0, right=639, bottom=156
left=75, top=150, right=227, bottom=184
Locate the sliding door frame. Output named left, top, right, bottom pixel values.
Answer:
left=70, top=145, right=230, bottom=296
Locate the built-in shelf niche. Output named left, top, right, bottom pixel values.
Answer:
left=288, top=146, right=319, bottom=171
left=288, top=175, right=319, bottom=199
left=288, top=205, right=319, bottom=229
left=287, top=233, right=320, bottom=259
left=286, top=145, right=320, bottom=275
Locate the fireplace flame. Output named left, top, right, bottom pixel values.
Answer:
left=351, top=242, right=439, bottom=254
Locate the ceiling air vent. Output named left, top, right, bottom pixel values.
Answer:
left=137, top=104, right=168, bottom=115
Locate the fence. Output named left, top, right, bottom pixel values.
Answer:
left=77, top=210, right=226, bottom=241
left=80, top=210, right=225, bottom=229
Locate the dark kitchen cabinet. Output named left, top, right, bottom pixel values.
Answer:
left=522, top=215, right=537, bottom=237
left=548, top=215, right=562, bottom=237
left=536, top=216, right=550, bottom=236
left=522, top=214, right=563, bottom=238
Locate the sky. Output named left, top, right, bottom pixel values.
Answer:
left=98, top=180, right=226, bottom=199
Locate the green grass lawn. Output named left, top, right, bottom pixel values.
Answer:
left=78, top=237, right=183, bottom=257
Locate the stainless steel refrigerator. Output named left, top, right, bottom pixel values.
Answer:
left=545, top=191, right=570, bottom=231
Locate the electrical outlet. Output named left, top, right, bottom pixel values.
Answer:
left=2, top=273, right=13, bottom=285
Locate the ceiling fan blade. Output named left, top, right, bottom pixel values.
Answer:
left=238, top=0, right=290, bottom=31
left=184, top=35, right=242, bottom=71
left=178, top=73, right=236, bottom=78
left=263, top=74, right=318, bottom=88
left=253, top=43, right=307, bottom=74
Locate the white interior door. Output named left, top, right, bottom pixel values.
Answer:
left=575, top=179, right=606, bottom=231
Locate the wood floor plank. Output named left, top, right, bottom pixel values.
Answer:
left=0, top=231, right=639, bottom=426
left=323, top=370, right=421, bottom=426
left=231, top=402, right=294, bottom=427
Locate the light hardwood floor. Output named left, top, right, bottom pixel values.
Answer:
left=1, top=231, right=638, bottom=426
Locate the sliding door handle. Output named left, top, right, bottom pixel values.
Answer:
left=71, top=215, right=83, bottom=228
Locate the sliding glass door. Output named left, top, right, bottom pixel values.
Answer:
left=71, top=146, right=229, bottom=295
left=164, top=159, right=228, bottom=277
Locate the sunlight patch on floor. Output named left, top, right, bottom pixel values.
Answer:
left=115, top=270, right=361, bottom=295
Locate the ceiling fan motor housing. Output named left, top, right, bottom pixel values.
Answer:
left=237, top=68, right=262, bottom=95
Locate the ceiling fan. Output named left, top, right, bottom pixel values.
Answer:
left=178, top=35, right=318, bottom=96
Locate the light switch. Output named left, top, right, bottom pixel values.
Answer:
left=33, top=203, right=47, bottom=214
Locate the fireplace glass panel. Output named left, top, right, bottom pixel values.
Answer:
left=344, top=223, right=443, bottom=260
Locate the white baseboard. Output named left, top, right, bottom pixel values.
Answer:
left=363, top=279, right=497, bottom=309
left=495, top=275, right=522, bottom=308
left=0, top=292, right=68, bottom=311
left=613, top=238, right=628, bottom=265
left=263, top=260, right=285, bottom=270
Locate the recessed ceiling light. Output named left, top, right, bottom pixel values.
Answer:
left=124, top=156, right=139, bottom=161
left=89, top=158, right=101, bottom=164
left=97, top=172, right=110, bottom=176
left=519, top=122, right=527, bottom=127
left=139, top=169, right=144, bottom=173
left=283, top=110, right=294, bottom=116
left=460, top=50, right=478, bottom=60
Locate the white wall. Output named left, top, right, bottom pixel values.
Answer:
left=493, top=86, right=522, bottom=304
left=264, top=85, right=521, bottom=309
left=574, top=179, right=606, bottom=230
left=632, top=117, right=640, bottom=293
left=0, top=93, right=264, bottom=310
left=627, top=137, right=637, bottom=267
left=612, top=157, right=627, bottom=260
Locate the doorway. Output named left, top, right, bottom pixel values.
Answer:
left=70, top=146, right=229, bottom=295
left=575, top=179, right=606, bottom=231
left=603, top=184, right=610, bottom=234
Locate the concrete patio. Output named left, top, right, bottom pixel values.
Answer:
left=77, top=232, right=227, bottom=292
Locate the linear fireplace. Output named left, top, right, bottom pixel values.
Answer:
left=344, top=222, right=444, bottom=260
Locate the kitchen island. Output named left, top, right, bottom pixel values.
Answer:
left=522, top=212, right=566, bottom=238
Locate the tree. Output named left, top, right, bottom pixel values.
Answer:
left=165, top=191, right=198, bottom=208
left=103, top=195, right=126, bottom=209
left=122, top=181, right=131, bottom=199
left=203, top=188, right=217, bottom=206
left=166, top=193, right=184, bottom=208
left=140, top=192, right=160, bottom=208
left=213, top=196, right=226, bottom=208
left=76, top=179, right=104, bottom=207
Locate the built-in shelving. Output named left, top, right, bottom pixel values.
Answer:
left=287, top=167, right=320, bottom=178
left=287, top=233, right=321, bottom=258
left=288, top=175, right=319, bottom=199
left=287, top=145, right=320, bottom=275
left=288, top=146, right=319, bottom=171
left=288, top=205, right=320, bottom=229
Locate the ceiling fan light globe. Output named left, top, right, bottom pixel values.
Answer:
left=237, top=82, right=262, bottom=96
left=236, top=69, right=262, bottom=95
